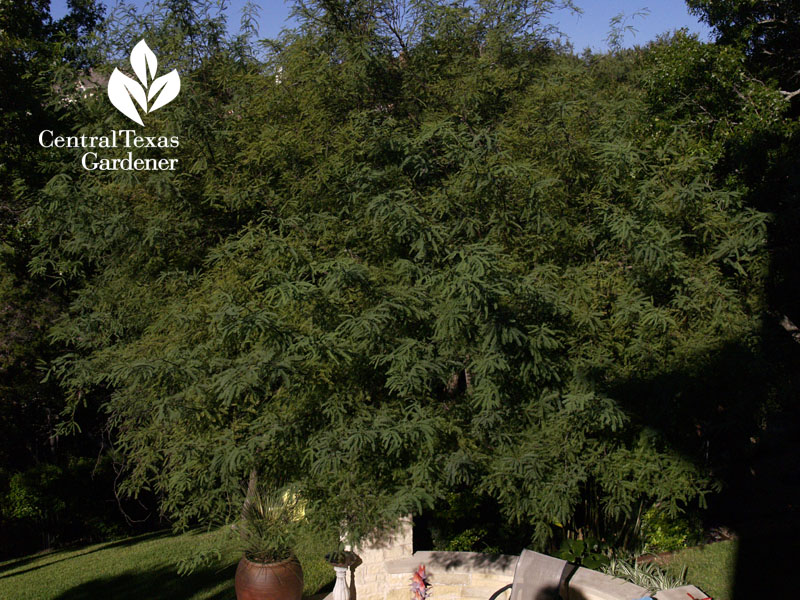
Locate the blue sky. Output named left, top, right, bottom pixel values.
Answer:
left=50, top=0, right=712, bottom=51
left=547, top=2, right=712, bottom=51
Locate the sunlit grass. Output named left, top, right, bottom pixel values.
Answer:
left=0, top=528, right=333, bottom=600
left=663, top=540, right=737, bottom=600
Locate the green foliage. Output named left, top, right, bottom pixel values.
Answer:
left=640, top=505, right=701, bottom=554
left=418, top=492, right=525, bottom=554
left=444, top=528, right=486, bottom=552
left=4, top=464, right=66, bottom=521
left=555, top=538, right=609, bottom=569
left=440, top=527, right=500, bottom=554
left=643, top=30, right=787, bottom=155
left=602, top=557, right=686, bottom=594
left=1, top=456, right=128, bottom=550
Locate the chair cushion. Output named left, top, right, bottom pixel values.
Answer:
left=509, top=549, right=571, bottom=600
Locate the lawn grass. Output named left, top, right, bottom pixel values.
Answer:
left=662, top=540, right=737, bottom=600
left=0, top=528, right=334, bottom=600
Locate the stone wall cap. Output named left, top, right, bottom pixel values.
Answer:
left=385, top=551, right=518, bottom=575
left=654, top=584, right=708, bottom=600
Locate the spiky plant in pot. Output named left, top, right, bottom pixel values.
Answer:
left=234, top=487, right=305, bottom=600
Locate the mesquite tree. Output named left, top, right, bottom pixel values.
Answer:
left=28, top=0, right=784, bottom=552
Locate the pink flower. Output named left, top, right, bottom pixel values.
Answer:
left=410, top=564, right=430, bottom=600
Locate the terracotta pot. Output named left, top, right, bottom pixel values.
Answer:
left=234, top=555, right=303, bottom=600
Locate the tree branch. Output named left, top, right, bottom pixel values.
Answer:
left=779, top=314, right=800, bottom=343
left=780, top=88, right=800, bottom=101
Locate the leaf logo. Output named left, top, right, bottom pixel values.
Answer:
left=108, top=40, right=180, bottom=126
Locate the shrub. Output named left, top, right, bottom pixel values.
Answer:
left=556, top=538, right=609, bottom=570
left=603, top=557, right=687, bottom=593
left=640, top=505, right=702, bottom=554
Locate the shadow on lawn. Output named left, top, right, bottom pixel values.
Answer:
left=611, top=339, right=800, bottom=597
left=0, top=530, right=171, bottom=580
left=51, top=562, right=237, bottom=600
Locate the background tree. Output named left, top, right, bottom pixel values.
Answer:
left=686, top=0, right=800, bottom=102
left=0, top=0, right=148, bottom=557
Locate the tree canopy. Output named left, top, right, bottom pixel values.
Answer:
left=16, top=0, right=797, bottom=556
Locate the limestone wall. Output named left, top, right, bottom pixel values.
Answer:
left=346, top=516, right=415, bottom=600
left=339, top=515, right=514, bottom=600
left=330, top=518, right=707, bottom=600
left=384, top=551, right=515, bottom=600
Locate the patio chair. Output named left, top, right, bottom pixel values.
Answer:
left=489, top=549, right=576, bottom=600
